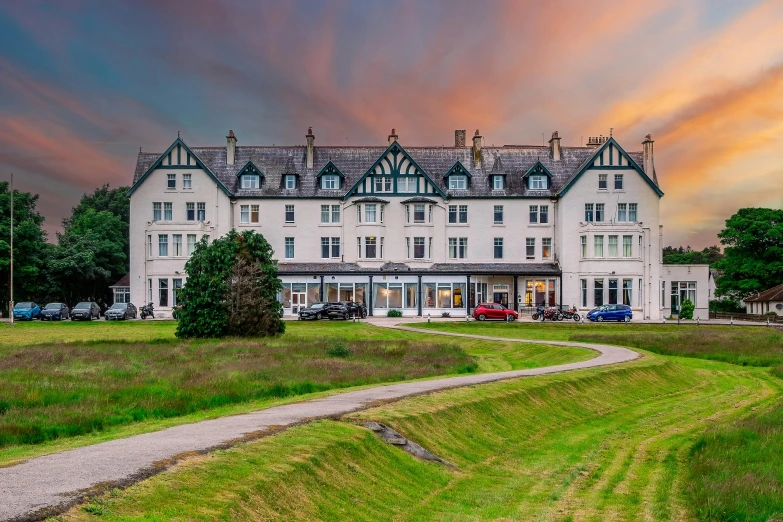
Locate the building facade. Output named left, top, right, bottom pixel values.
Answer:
left=129, top=128, right=673, bottom=319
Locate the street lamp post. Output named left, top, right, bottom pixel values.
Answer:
left=9, top=173, right=13, bottom=325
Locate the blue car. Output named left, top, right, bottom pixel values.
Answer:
left=587, top=304, right=632, bottom=323
left=13, top=302, right=41, bottom=321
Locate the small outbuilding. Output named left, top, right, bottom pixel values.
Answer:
left=109, top=274, right=131, bottom=305
left=743, top=283, right=783, bottom=316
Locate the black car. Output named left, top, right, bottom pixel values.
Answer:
left=40, top=303, right=70, bottom=321
left=326, top=302, right=350, bottom=320
left=298, top=303, right=329, bottom=320
left=341, top=301, right=367, bottom=319
left=105, top=302, right=138, bottom=320
left=70, top=301, right=101, bottom=321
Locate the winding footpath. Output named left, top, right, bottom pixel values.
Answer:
left=0, top=322, right=638, bottom=521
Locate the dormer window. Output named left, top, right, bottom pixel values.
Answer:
left=241, top=174, right=260, bottom=189
left=492, top=176, right=505, bottom=190
left=374, top=176, right=392, bottom=192
left=449, top=175, right=468, bottom=190
left=321, top=174, right=339, bottom=190
left=529, top=175, right=548, bottom=190
left=284, top=175, right=296, bottom=190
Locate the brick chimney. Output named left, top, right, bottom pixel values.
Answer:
left=306, top=127, right=314, bottom=169
left=549, top=131, right=562, bottom=161
left=642, top=134, right=658, bottom=185
left=472, top=129, right=482, bottom=169
left=388, top=128, right=398, bottom=145
left=226, top=130, right=237, bottom=166
left=454, top=130, right=466, bottom=147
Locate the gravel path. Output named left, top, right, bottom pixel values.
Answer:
left=0, top=322, right=638, bottom=521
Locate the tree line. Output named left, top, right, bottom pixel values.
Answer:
left=1, top=182, right=128, bottom=315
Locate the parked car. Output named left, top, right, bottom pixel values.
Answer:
left=40, top=303, right=70, bottom=321
left=472, top=303, right=518, bottom=321
left=339, top=301, right=367, bottom=319
left=587, top=304, right=632, bottom=322
left=70, top=301, right=101, bottom=321
left=13, top=302, right=41, bottom=321
left=105, top=302, right=138, bottom=320
left=298, top=303, right=329, bottom=320
left=326, top=302, right=351, bottom=320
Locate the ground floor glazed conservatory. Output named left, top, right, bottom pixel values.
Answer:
left=277, top=263, right=562, bottom=317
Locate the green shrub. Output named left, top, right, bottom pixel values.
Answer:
left=326, top=344, right=352, bottom=358
left=387, top=309, right=402, bottom=318
left=709, top=299, right=745, bottom=313
left=680, top=299, right=695, bottom=319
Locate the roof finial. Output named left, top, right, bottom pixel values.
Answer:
left=610, top=128, right=613, bottom=138
left=178, top=130, right=181, bottom=139
left=139, top=146, right=142, bottom=154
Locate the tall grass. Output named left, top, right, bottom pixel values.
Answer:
left=0, top=338, right=475, bottom=447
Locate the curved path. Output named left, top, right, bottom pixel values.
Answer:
left=0, top=322, right=638, bottom=521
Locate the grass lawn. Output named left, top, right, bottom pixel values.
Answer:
left=0, top=320, right=591, bottom=465
left=60, top=353, right=783, bottom=521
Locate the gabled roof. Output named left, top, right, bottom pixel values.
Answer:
left=489, top=156, right=506, bottom=176
left=743, top=283, right=783, bottom=302
left=110, top=274, right=130, bottom=288
left=316, top=161, right=344, bottom=178
left=444, top=161, right=471, bottom=178
left=127, top=138, right=232, bottom=197
left=523, top=161, right=552, bottom=178
left=557, top=137, right=664, bottom=197
left=236, top=160, right=264, bottom=177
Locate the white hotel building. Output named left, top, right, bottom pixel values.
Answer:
left=127, top=128, right=704, bottom=320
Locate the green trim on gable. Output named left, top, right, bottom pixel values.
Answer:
left=236, top=160, right=264, bottom=177
left=316, top=161, right=344, bottom=178
left=444, top=161, right=472, bottom=178
left=557, top=138, right=664, bottom=197
left=127, top=138, right=233, bottom=197
left=523, top=161, right=553, bottom=179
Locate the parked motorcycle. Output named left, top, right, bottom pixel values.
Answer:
left=532, top=306, right=545, bottom=321
left=140, top=302, right=154, bottom=320
left=560, top=306, right=582, bottom=322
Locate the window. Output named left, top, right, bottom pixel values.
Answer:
left=494, top=205, right=503, bottom=224
left=526, top=238, right=535, bottom=259
left=158, top=234, right=168, bottom=256
left=529, top=205, right=538, bottom=224
left=594, top=279, right=604, bottom=306
left=623, top=235, right=633, bottom=257
left=167, top=174, right=176, bottom=190
left=164, top=202, right=173, bottom=221
left=580, top=279, right=587, bottom=307
left=183, top=174, right=192, bottom=190
left=448, top=175, right=467, bottom=190
left=448, top=205, right=468, bottom=224
left=331, top=205, right=340, bottom=223
left=594, top=235, right=604, bottom=257
left=542, top=238, right=552, bottom=259
left=240, top=205, right=249, bottom=224
left=159, top=279, right=168, bottom=307
left=284, top=237, right=294, bottom=259
left=380, top=205, right=385, bottom=223
left=365, top=237, right=377, bottom=258
left=172, top=279, right=182, bottom=306
left=595, top=203, right=604, bottom=222
left=608, top=279, right=618, bottom=304
left=629, top=203, right=637, bottom=222
left=380, top=237, right=384, bottom=257
left=148, top=235, right=152, bottom=257
left=365, top=204, right=377, bottom=223
left=413, top=237, right=425, bottom=259
left=398, top=177, right=417, bottom=193
left=320, top=204, right=340, bottom=223
left=413, top=204, right=425, bottom=223
left=187, top=234, right=197, bottom=256
left=493, top=176, right=504, bottom=190
left=173, top=234, right=182, bottom=256
left=321, top=238, right=330, bottom=258
left=285, top=204, right=295, bottom=223
left=608, top=235, right=618, bottom=257
left=615, top=174, right=624, bottom=190
left=618, top=203, right=627, bottom=222
left=598, top=174, right=607, bottom=190
left=448, top=238, right=467, bottom=259
left=153, top=202, right=161, bottom=221
left=529, top=175, right=547, bottom=190
left=241, top=174, right=260, bottom=189
left=406, top=237, right=410, bottom=258
left=585, top=203, right=594, bottom=222
left=623, top=279, right=633, bottom=306
left=428, top=237, right=432, bottom=259
left=374, top=176, right=392, bottom=192
left=357, top=237, right=362, bottom=258
left=186, top=202, right=195, bottom=221
left=540, top=205, right=549, bottom=224
left=284, top=175, right=296, bottom=189
left=580, top=235, right=587, bottom=258
left=114, top=287, right=130, bottom=304
left=458, top=205, right=467, bottom=223
left=251, top=205, right=259, bottom=223
left=148, top=279, right=152, bottom=303
left=196, top=202, right=205, bottom=221
left=494, top=237, right=503, bottom=259
left=320, top=174, right=339, bottom=190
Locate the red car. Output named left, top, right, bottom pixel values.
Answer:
left=472, top=303, right=519, bottom=321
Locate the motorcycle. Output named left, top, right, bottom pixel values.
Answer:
left=140, top=302, right=154, bottom=320
left=543, top=307, right=562, bottom=321
left=560, top=306, right=582, bottom=322
left=531, top=306, right=545, bottom=321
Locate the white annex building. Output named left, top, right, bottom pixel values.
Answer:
left=127, top=128, right=708, bottom=320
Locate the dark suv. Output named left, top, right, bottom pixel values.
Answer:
left=326, top=301, right=366, bottom=320
left=71, top=301, right=101, bottom=321
left=298, top=303, right=329, bottom=320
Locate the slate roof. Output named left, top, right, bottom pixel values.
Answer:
left=743, top=283, right=783, bottom=302
left=276, top=262, right=560, bottom=275
left=133, top=140, right=649, bottom=199
left=110, top=274, right=130, bottom=287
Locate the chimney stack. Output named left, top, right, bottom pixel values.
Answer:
left=454, top=130, right=466, bottom=147
left=586, top=135, right=607, bottom=148
left=642, top=134, right=658, bottom=185
left=388, top=128, right=398, bottom=145
left=549, top=131, right=562, bottom=161
left=306, top=127, right=314, bottom=169
left=472, top=129, right=482, bottom=169
left=226, top=130, right=237, bottom=166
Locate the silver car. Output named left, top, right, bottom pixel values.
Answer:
left=105, top=303, right=138, bottom=320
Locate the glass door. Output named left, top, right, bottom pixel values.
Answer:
left=292, top=292, right=306, bottom=314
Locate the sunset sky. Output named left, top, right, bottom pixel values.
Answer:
left=1, top=0, right=782, bottom=247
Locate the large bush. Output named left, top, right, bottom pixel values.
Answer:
left=680, top=299, right=695, bottom=320
left=176, top=230, right=284, bottom=338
